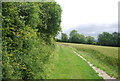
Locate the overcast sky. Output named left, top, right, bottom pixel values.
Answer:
left=55, top=0, right=119, bottom=39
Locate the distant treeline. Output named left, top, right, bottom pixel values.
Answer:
left=56, top=30, right=120, bottom=47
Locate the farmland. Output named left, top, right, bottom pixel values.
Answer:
left=57, top=42, right=119, bottom=79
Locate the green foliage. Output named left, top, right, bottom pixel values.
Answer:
left=61, top=30, right=119, bottom=47
left=98, top=32, right=112, bottom=46
left=69, top=30, right=85, bottom=43
left=86, top=36, right=94, bottom=44
left=98, top=32, right=120, bottom=46
left=112, top=32, right=120, bottom=46
left=2, top=2, right=61, bottom=79
left=61, top=33, right=68, bottom=42
left=36, top=2, right=62, bottom=39
left=92, top=42, right=97, bottom=45
left=69, top=30, right=77, bottom=37
left=55, top=38, right=61, bottom=42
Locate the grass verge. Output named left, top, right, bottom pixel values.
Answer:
left=49, top=45, right=103, bottom=79
left=58, top=42, right=119, bottom=79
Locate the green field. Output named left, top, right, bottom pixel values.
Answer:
left=49, top=45, right=103, bottom=79
left=57, top=42, right=119, bottom=79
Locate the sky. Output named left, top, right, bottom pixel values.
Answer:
left=55, top=0, right=119, bottom=39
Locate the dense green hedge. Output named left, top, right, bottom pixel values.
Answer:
left=2, top=2, right=61, bottom=79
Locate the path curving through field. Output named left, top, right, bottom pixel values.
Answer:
left=73, top=51, right=116, bottom=80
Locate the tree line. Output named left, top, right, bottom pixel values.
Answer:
left=56, top=30, right=120, bottom=47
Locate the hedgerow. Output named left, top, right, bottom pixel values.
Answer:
left=2, top=2, right=61, bottom=79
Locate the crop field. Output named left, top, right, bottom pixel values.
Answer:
left=49, top=45, right=103, bottom=79
left=57, top=42, right=119, bottom=79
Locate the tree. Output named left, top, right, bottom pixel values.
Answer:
left=112, top=32, right=118, bottom=46
left=69, top=30, right=85, bottom=43
left=2, top=2, right=62, bottom=79
left=69, top=30, right=78, bottom=42
left=61, top=33, right=68, bottom=42
left=98, top=32, right=113, bottom=46
left=76, top=34, right=85, bottom=43
left=70, top=30, right=77, bottom=37
left=36, top=2, right=62, bottom=41
left=86, top=36, right=94, bottom=44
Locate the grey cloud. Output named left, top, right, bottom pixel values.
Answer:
left=63, top=23, right=118, bottom=39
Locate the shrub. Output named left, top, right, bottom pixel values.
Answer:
left=2, top=2, right=61, bottom=79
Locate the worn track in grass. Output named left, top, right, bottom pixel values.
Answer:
left=49, top=45, right=103, bottom=79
